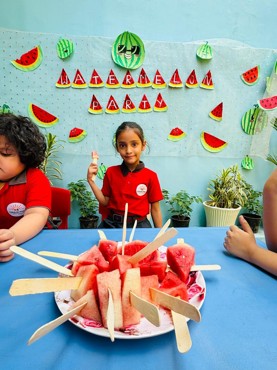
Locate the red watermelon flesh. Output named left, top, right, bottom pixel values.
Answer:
left=122, top=240, right=160, bottom=264
left=109, top=254, right=133, bottom=276
left=139, top=260, right=167, bottom=282
left=98, top=239, right=118, bottom=263
left=159, top=270, right=188, bottom=301
left=77, top=246, right=109, bottom=272
left=71, top=290, right=101, bottom=323
left=209, top=102, right=223, bottom=121
left=167, top=244, right=195, bottom=283
left=28, top=103, right=58, bottom=127
left=70, top=264, right=99, bottom=302
left=200, top=132, right=227, bottom=153
left=11, top=46, right=43, bottom=71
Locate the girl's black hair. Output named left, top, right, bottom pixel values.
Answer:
left=114, top=121, right=145, bottom=148
left=0, top=113, right=46, bottom=168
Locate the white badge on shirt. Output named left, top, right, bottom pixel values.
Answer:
left=136, top=184, right=147, bottom=196
left=7, top=202, right=26, bottom=217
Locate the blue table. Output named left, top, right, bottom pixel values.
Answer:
left=1, top=227, right=276, bottom=370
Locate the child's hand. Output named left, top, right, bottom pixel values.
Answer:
left=0, top=229, right=15, bottom=262
left=87, top=162, right=98, bottom=183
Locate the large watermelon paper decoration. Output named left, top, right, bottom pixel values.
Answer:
left=68, top=128, right=87, bottom=143
left=56, top=38, right=74, bottom=59
left=196, top=42, right=213, bottom=60
left=258, top=95, right=277, bottom=111
left=11, top=46, right=43, bottom=71
left=28, top=103, right=58, bottom=128
left=167, top=127, right=186, bottom=142
left=241, top=155, right=254, bottom=170
left=209, top=102, right=223, bottom=121
left=241, top=104, right=268, bottom=135
left=200, top=132, right=227, bottom=153
left=241, top=65, right=260, bottom=86
left=112, top=31, right=145, bottom=70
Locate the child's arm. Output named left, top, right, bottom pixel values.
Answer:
left=263, top=168, right=277, bottom=252
left=150, top=201, right=163, bottom=228
left=87, top=162, right=109, bottom=206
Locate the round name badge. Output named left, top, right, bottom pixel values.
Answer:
left=7, top=202, right=26, bottom=217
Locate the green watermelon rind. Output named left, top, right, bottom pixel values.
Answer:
left=11, top=45, right=43, bottom=72
left=241, top=155, right=254, bottom=170
left=258, top=95, right=277, bottom=111
left=196, top=42, right=213, bottom=60
left=200, top=132, right=227, bottom=153
left=28, top=103, right=58, bottom=128
left=241, top=105, right=268, bottom=135
left=167, top=132, right=186, bottom=141
left=56, top=38, right=74, bottom=59
left=241, top=65, right=260, bottom=86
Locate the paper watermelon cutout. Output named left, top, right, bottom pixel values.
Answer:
left=258, top=96, right=277, bottom=111
left=97, top=163, right=107, bottom=180
left=56, top=69, right=71, bottom=88
left=122, top=94, right=136, bottom=113
left=241, top=105, right=268, bottom=135
left=241, top=155, right=254, bottom=170
left=152, top=70, right=166, bottom=89
left=138, top=94, right=152, bottom=113
left=0, top=104, right=11, bottom=114
left=185, top=70, right=198, bottom=88
left=241, top=65, right=260, bottom=86
left=106, top=96, right=120, bottom=114
left=11, top=46, right=43, bottom=71
left=196, top=42, right=213, bottom=60
left=28, top=103, right=58, bottom=128
left=137, top=68, right=152, bottom=87
left=169, top=69, right=183, bottom=88
left=72, top=69, right=87, bottom=88
left=200, top=132, right=227, bottom=152
left=111, top=31, right=145, bottom=70
left=121, top=70, right=136, bottom=88
left=209, top=102, right=223, bottom=121
left=154, top=93, right=168, bottom=112
left=56, top=38, right=74, bottom=59
left=68, top=128, right=87, bottom=143
left=88, top=95, right=103, bottom=114
left=200, top=70, right=214, bottom=89
left=167, top=127, right=186, bottom=141
left=89, top=69, right=104, bottom=87
left=106, top=69, right=120, bottom=88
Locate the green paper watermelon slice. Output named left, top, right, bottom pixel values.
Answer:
left=28, top=103, right=58, bottom=128
left=241, top=65, right=260, bottom=86
left=258, top=95, right=277, bottom=111
left=167, top=127, right=186, bottom=141
left=68, top=127, right=87, bottom=143
left=200, top=132, right=227, bottom=152
left=241, top=105, right=268, bottom=135
left=196, top=42, right=213, bottom=60
left=11, top=45, right=43, bottom=71
left=241, top=155, right=254, bottom=170
left=97, top=163, right=107, bottom=180
left=209, top=102, right=223, bottom=121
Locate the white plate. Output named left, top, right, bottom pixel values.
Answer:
left=55, top=247, right=206, bottom=340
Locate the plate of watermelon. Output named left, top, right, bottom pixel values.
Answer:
left=54, top=245, right=206, bottom=340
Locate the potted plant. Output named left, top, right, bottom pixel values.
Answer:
left=162, top=189, right=202, bottom=227
left=241, top=182, right=263, bottom=233
left=68, top=179, right=99, bottom=229
left=40, top=132, right=64, bottom=184
left=203, top=165, right=248, bottom=227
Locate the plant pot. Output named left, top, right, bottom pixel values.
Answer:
left=203, top=201, right=241, bottom=227
left=240, top=213, right=262, bottom=233
left=170, top=215, right=190, bottom=228
left=79, top=216, right=99, bottom=229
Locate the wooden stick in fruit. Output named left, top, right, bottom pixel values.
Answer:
left=121, top=203, right=128, bottom=255
left=91, top=151, right=99, bottom=182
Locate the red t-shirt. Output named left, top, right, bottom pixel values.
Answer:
left=101, top=163, right=163, bottom=217
left=0, top=168, right=51, bottom=229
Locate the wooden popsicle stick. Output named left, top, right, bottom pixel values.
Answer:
left=150, top=288, right=201, bottom=322
left=121, top=203, right=128, bottom=255
left=107, top=288, right=115, bottom=342
left=10, top=246, right=73, bottom=276
left=130, top=291, right=160, bottom=327
left=91, top=151, right=99, bottom=182
left=128, top=228, right=178, bottom=265
left=9, top=277, right=82, bottom=296
left=38, top=251, right=78, bottom=261
left=98, top=229, right=107, bottom=241
left=172, top=310, right=192, bottom=353
left=190, top=264, right=221, bottom=271
left=129, top=219, right=137, bottom=242
left=154, top=219, right=171, bottom=240
left=28, top=301, right=87, bottom=345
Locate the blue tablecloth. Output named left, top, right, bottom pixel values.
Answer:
left=1, top=227, right=276, bottom=370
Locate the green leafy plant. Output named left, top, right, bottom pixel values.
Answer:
left=243, top=182, right=263, bottom=215
left=206, top=165, right=248, bottom=208
left=67, top=179, right=98, bottom=218
left=267, top=117, right=277, bottom=166
left=40, top=132, right=64, bottom=184
left=162, top=189, right=202, bottom=218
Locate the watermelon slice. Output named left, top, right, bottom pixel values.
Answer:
left=56, top=38, right=74, bottom=59
left=106, top=69, right=120, bottom=88
left=122, top=94, right=136, bottom=113
left=138, top=94, right=152, bottom=113
left=168, top=69, right=183, bottom=88
left=89, top=69, right=104, bottom=87
left=109, top=254, right=133, bottom=276
left=121, top=70, right=136, bottom=88
left=154, top=93, right=168, bottom=112
left=159, top=271, right=188, bottom=300
left=241, top=105, right=268, bottom=135
left=123, top=240, right=159, bottom=264
left=70, top=264, right=99, bottom=302
left=98, top=239, right=118, bottom=263
left=185, top=69, right=198, bottom=88
left=200, top=132, right=227, bottom=153
left=258, top=95, right=277, bottom=111
left=137, top=68, right=152, bottom=87
left=139, top=260, right=167, bottom=282
left=167, top=127, right=186, bottom=141
left=77, top=245, right=109, bottom=272
left=209, top=102, right=223, bottom=121
left=68, top=127, right=87, bottom=143
left=88, top=95, right=103, bottom=114
left=152, top=70, right=166, bottom=89
left=241, top=155, right=254, bottom=170
left=71, top=290, right=101, bottom=323
left=28, top=103, right=58, bottom=128
left=11, top=45, right=43, bottom=71
left=200, top=70, right=214, bottom=89
left=196, top=42, right=213, bottom=60
left=167, top=244, right=195, bottom=283
left=56, top=68, right=71, bottom=88
left=105, top=95, right=120, bottom=114
left=97, top=163, right=107, bottom=180
left=241, top=65, right=260, bottom=86
left=140, top=275, right=159, bottom=303
left=72, top=69, right=87, bottom=88
left=121, top=268, right=141, bottom=327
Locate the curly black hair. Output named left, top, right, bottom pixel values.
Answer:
left=0, top=113, right=46, bottom=168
